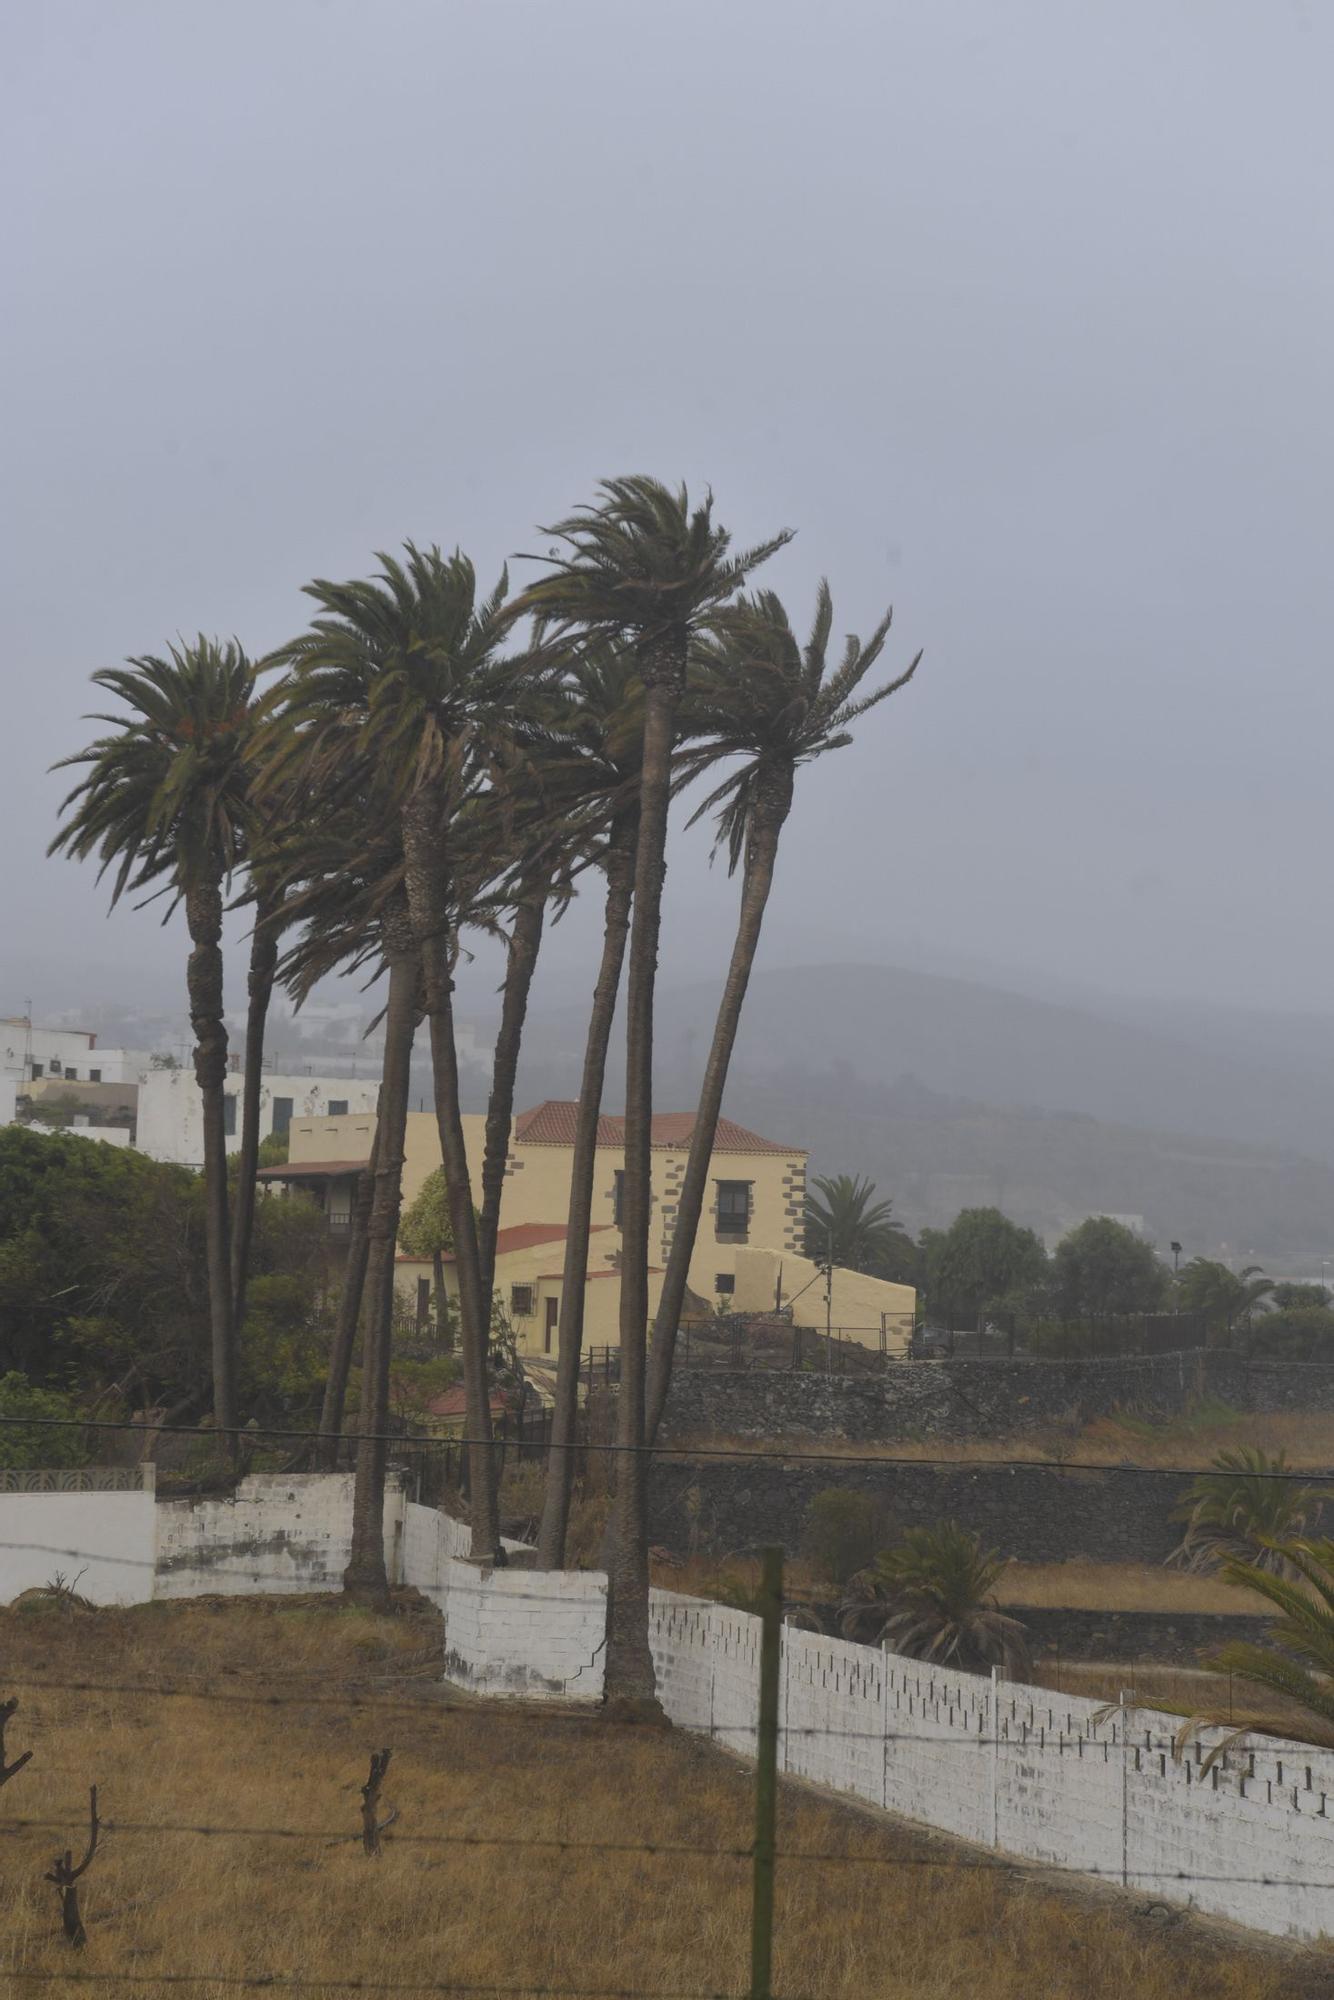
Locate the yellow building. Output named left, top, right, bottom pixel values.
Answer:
left=267, top=1098, right=913, bottom=1363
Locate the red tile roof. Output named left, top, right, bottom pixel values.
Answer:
left=416, top=1385, right=510, bottom=1421
left=513, top=1100, right=800, bottom=1155
left=396, top=1221, right=611, bottom=1264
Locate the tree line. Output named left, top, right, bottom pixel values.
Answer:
left=46, top=475, right=920, bottom=1707
left=804, top=1178, right=1334, bottom=1356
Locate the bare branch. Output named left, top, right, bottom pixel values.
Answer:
left=0, top=1698, right=33, bottom=1788
left=46, top=1786, right=100, bottom=1946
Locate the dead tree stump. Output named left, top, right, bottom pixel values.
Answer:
left=360, top=1749, right=397, bottom=1855
left=46, top=1786, right=99, bottom=1946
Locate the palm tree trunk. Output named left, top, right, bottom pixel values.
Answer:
left=536, top=821, right=635, bottom=1570
left=478, top=871, right=550, bottom=1309
left=231, top=882, right=283, bottom=1334
left=432, top=1245, right=448, bottom=1341
left=318, top=1122, right=380, bottom=1470
left=402, top=784, right=500, bottom=1562
left=605, top=662, right=679, bottom=1708
left=644, top=781, right=791, bottom=1441
left=343, top=925, right=418, bottom=1602
left=184, top=878, right=237, bottom=1446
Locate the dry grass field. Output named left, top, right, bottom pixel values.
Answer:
left=682, top=1404, right=1334, bottom=1471
left=0, top=1594, right=1327, bottom=2000
left=649, top=1552, right=1270, bottom=1617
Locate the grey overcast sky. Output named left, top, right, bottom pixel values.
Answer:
left=4, top=0, right=1333, bottom=1026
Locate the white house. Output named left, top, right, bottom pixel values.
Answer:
left=135, top=1066, right=381, bottom=1167
left=0, top=1017, right=154, bottom=1091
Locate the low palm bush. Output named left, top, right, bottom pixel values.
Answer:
left=839, top=1521, right=1031, bottom=1676
left=1199, top=1537, right=1334, bottom=1748
left=1169, top=1447, right=1330, bottom=1575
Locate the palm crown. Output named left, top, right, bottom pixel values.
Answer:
left=679, top=583, right=920, bottom=870
left=49, top=639, right=259, bottom=903
left=269, top=544, right=520, bottom=810
left=515, top=476, right=792, bottom=665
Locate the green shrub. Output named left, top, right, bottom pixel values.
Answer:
left=0, top=1372, right=92, bottom=1469
left=802, top=1488, right=888, bottom=1587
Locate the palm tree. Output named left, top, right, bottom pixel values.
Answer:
left=802, top=1172, right=916, bottom=1279
left=50, top=640, right=260, bottom=1441
left=534, top=648, right=646, bottom=1571
left=645, top=588, right=918, bottom=1436
left=844, top=1521, right=1031, bottom=1675
left=1169, top=1448, right=1330, bottom=1576
left=229, top=859, right=289, bottom=1337
left=1176, top=1258, right=1273, bottom=1339
left=516, top=480, right=790, bottom=1702
left=258, top=802, right=411, bottom=1486
left=1206, top=1538, right=1334, bottom=1743
left=276, top=545, right=532, bottom=1564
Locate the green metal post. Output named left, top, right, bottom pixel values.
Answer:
left=750, top=1545, right=783, bottom=2000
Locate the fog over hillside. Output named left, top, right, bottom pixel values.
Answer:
left=15, top=951, right=1334, bottom=1270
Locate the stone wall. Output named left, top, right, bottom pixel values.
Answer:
left=1014, top=1606, right=1272, bottom=1666
left=649, top=1457, right=1192, bottom=1566
left=658, top=1350, right=1334, bottom=1444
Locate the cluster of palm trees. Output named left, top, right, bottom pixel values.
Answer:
left=49, top=475, right=919, bottom=1702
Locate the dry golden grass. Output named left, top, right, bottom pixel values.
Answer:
left=0, top=1597, right=1326, bottom=2000
left=676, top=1405, right=1334, bottom=1470
left=994, top=1560, right=1271, bottom=1613
left=651, top=1553, right=1270, bottom=1617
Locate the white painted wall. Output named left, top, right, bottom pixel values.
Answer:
left=136, top=1069, right=381, bottom=1167
left=0, top=1478, right=157, bottom=1606
left=155, top=1473, right=405, bottom=1596
left=644, top=1596, right=1334, bottom=1944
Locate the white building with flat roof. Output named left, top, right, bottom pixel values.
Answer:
left=135, top=1066, right=381, bottom=1167
left=0, top=1018, right=154, bottom=1091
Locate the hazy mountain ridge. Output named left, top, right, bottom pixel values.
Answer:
left=503, top=961, right=1334, bottom=1264
left=15, top=958, right=1334, bottom=1265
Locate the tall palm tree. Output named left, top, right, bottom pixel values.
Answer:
left=276, top=545, right=533, bottom=1563
left=229, top=861, right=289, bottom=1336
left=516, top=479, right=790, bottom=1702
left=645, top=588, right=918, bottom=1438
left=259, top=804, right=409, bottom=1484
left=49, top=640, right=260, bottom=1441
left=534, top=648, right=647, bottom=1571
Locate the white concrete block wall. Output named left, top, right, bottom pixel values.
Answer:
left=0, top=1486, right=156, bottom=1606
left=155, top=1474, right=405, bottom=1598
left=435, top=1562, right=607, bottom=1700
left=646, top=1595, right=1334, bottom=1942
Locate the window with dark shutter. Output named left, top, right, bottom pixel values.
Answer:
left=715, top=1180, right=751, bottom=1241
